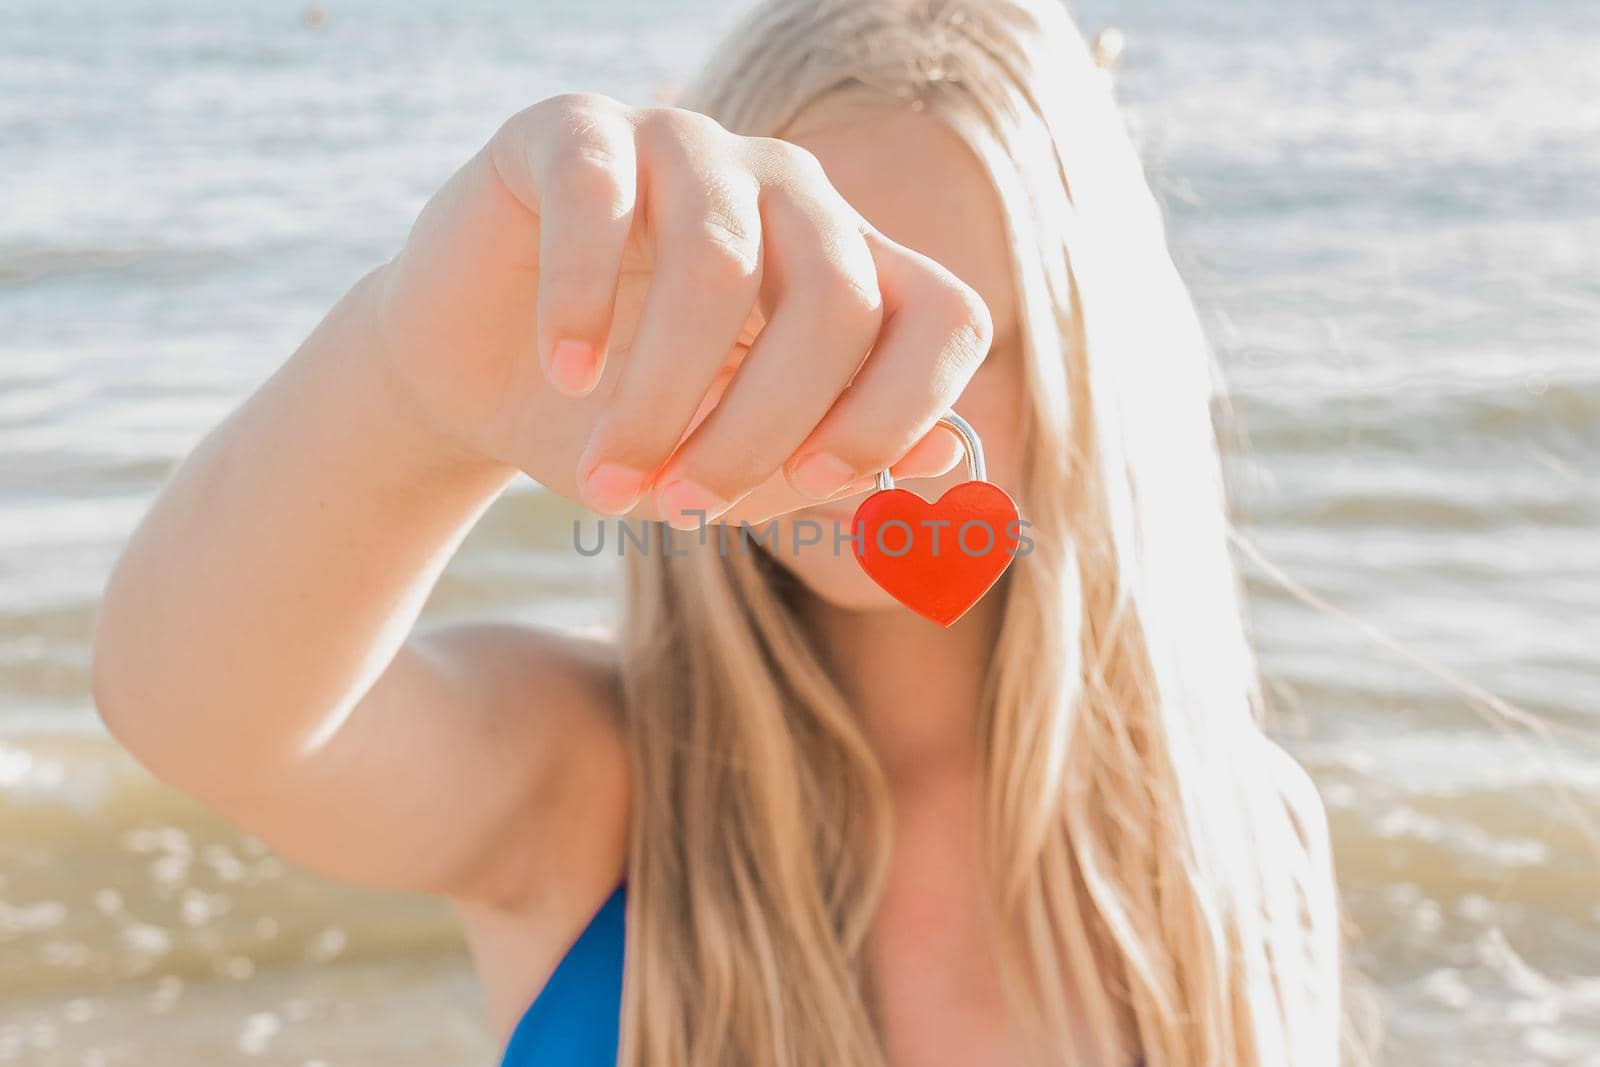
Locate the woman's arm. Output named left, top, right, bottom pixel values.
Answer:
left=90, top=271, right=627, bottom=904
left=90, top=93, right=990, bottom=907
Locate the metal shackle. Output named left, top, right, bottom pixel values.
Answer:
left=874, top=411, right=986, bottom=493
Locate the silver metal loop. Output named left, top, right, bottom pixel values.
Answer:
left=874, top=412, right=985, bottom=492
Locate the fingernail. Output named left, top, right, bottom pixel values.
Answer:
left=655, top=476, right=729, bottom=530
left=788, top=451, right=855, bottom=499
left=580, top=461, right=646, bottom=515
left=548, top=339, right=597, bottom=396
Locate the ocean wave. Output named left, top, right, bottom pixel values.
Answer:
left=0, top=734, right=463, bottom=998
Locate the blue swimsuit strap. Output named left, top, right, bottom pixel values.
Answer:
left=500, top=883, right=627, bottom=1067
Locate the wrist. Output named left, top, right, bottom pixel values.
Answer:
left=345, top=265, right=522, bottom=488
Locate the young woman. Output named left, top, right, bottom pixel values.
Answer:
left=91, top=0, right=1344, bottom=1064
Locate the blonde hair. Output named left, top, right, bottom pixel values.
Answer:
left=618, top=1, right=1344, bottom=1064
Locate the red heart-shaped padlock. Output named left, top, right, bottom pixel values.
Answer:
left=851, top=480, right=1021, bottom=627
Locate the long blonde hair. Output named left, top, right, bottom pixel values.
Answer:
left=618, top=1, right=1344, bottom=1064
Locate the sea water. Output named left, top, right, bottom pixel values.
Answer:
left=1, top=0, right=1596, bottom=1063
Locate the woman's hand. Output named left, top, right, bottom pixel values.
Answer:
left=372, top=92, right=993, bottom=528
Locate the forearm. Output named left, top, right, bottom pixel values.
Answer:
left=91, top=269, right=520, bottom=793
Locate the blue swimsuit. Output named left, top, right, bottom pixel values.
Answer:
left=499, top=882, right=1143, bottom=1066
left=500, top=883, right=627, bottom=1067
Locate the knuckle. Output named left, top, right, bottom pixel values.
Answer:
left=925, top=273, right=993, bottom=352
left=674, top=107, right=728, bottom=140
left=509, top=92, right=611, bottom=141
left=962, top=293, right=995, bottom=352
left=634, top=105, right=724, bottom=154
left=535, top=90, right=618, bottom=121
left=793, top=258, right=882, bottom=335
left=495, top=95, right=635, bottom=213
left=492, top=109, right=538, bottom=156
left=755, top=136, right=826, bottom=181
left=687, top=208, right=762, bottom=281
left=839, top=285, right=885, bottom=337
left=550, top=144, right=633, bottom=220
left=631, top=106, right=676, bottom=147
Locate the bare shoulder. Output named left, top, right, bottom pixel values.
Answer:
left=421, top=623, right=633, bottom=1040
left=408, top=620, right=633, bottom=908
left=412, top=620, right=627, bottom=748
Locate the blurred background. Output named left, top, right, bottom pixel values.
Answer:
left=2, top=0, right=1597, bottom=1064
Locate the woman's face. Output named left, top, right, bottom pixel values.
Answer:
left=757, top=96, right=1028, bottom=614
